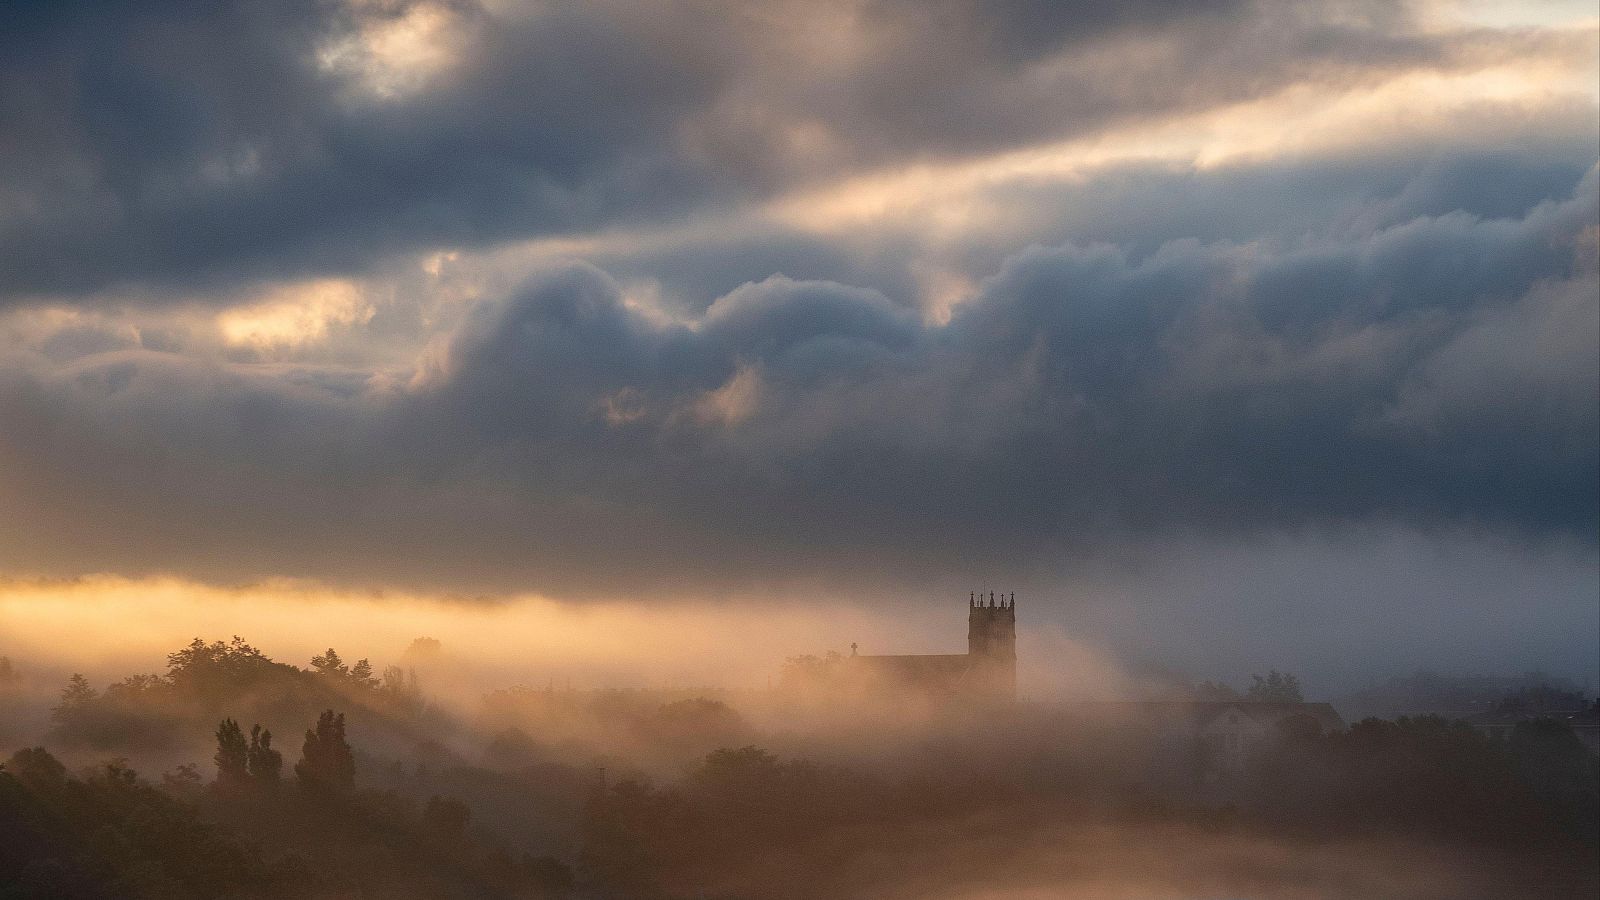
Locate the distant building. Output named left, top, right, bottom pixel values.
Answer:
left=1076, top=701, right=1346, bottom=784
left=1336, top=670, right=1587, bottom=721
left=1189, top=701, right=1344, bottom=775
left=846, top=592, right=1017, bottom=702
left=1570, top=705, right=1600, bottom=753
left=1467, top=702, right=1600, bottom=753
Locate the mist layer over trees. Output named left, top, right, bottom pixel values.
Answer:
left=0, top=634, right=1595, bottom=899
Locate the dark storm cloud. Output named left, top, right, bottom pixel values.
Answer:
left=0, top=0, right=743, bottom=300
left=572, top=141, right=1599, bottom=315
left=0, top=169, right=1593, bottom=593
left=0, top=0, right=1551, bottom=304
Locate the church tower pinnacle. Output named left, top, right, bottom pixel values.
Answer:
left=967, top=591, right=1017, bottom=700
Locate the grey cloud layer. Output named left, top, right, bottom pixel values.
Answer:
left=0, top=0, right=1593, bottom=599
left=571, top=140, right=1600, bottom=317
left=1, top=171, right=1593, bottom=593
left=0, top=0, right=1551, bottom=303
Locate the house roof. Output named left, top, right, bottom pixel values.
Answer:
left=851, top=653, right=971, bottom=675
left=1467, top=707, right=1596, bottom=728
left=1567, top=708, right=1600, bottom=728
left=847, top=653, right=973, bottom=691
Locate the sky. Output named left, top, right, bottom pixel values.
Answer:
left=0, top=0, right=1595, bottom=695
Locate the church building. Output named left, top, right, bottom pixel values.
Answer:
left=846, top=592, right=1017, bottom=702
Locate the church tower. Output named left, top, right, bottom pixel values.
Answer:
left=967, top=592, right=1016, bottom=701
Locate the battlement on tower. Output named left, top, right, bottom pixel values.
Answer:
left=967, top=591, right=1017, bottom=700
left=969, top=591, right=1015, bottom=610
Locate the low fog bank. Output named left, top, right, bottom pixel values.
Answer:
left=2, top=570, right=1596, bottom=767
left=1, top=573, right=1596, bottom=899
left=0, top=576, right=1137, bottom=779
left=0, top=575, right=1147, bottom=720
left=4, top=527, right=1597, bottom=705
left=1012, top=528, right=1600, bottom=697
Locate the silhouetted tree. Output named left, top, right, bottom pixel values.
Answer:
left=248, top=724, right=283, bottom=786
left=105, top=672, right=163, bottom=700
left=485, top=727, right=539, bottom=768
left=310, top=648, right=349, bottom=679
left=167, top=636, right=274, bottom=695
left=380, top=665, right=425, bottom=717
left=350, top=658, right=378, bottom=688
left=3, top=747, right=267, bottom=896
left=405, top=636, right=442, bottom=658
left=696, top=745, right=783, bottom=787
left=51, top=673, right=96, bottom=722
left=779, top=651, right=844, bottom=693
left=1246, top=670, right=1303, bottom=703
left=382, top=665, right=414, bottom=692
left=162, top=763, right=203, bottom=794
left=7, top=747, right=67, bottom=787
left=215, top=718, right=250, bottom=790
left=296, top=709, right=355, bottom=794
left=0, top=656, right=17, bottom=684
left=309, top=649, right=379, bottom=688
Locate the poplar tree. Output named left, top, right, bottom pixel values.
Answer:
left=295, top=709, right=355, bottom=794
left=247, top=724, right=283, bottom=786
left=213, top=718, right=249, bottom=790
